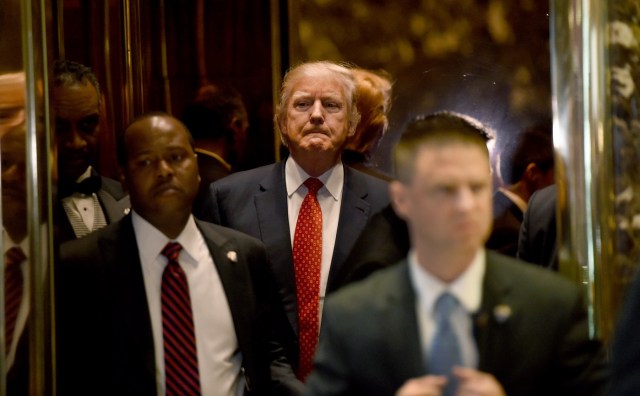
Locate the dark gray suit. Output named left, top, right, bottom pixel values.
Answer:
left=486, top=190, right=523, bottom=257
left=518, top=184, right=558, bottom=269
left=306, top=251, right=608, bottom=396
left=199, top=160, right=389, bottom=368
left=56, top=215, right=302, bottom=396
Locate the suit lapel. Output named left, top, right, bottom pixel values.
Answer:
left=99, top=216, right=156, bottom=385
left=383, top=263, right=426, bottom=382
left=196, top=220, right=255, bottom=363
left=97, top=179, right=130, bottom=223
left=326, top=167, right=374, bottom=291
left=253, top=163, right=299, bottom=331
left=475, top=252, right=515, bottom=377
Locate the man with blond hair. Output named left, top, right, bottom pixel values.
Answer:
left=200, top=61, right=389, bottom=380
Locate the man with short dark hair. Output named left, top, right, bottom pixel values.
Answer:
left=182, top=83, right=249, bottom=211
left=487, top=125, right=555, bottom=256
left=305, top=112, right=608, bottom=396
left=57, top=112, right=302, bottom=395
left=53, top=60, right=129, bottom=242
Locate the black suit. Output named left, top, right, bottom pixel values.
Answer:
left=306, top=251, right=608, bottom=396
left=193, top=148, right=232, bottom=217
left=56, top=215, right=302, bottom=396
left=333, top=204, right=409, bottom=285
left=518, top=184, right=558, bottom=269
left=486, top=190, right=523, bottom=257
left=56, top=175, right=130, bottom=242
left=199, top=160, right=389, bottom=367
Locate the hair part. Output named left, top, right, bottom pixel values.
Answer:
left=393, top=111, right=494, bottom=183
left=274, top=61, right=360, bottom=146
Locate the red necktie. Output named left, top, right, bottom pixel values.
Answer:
left=293, top=177, right=323, bottom=381
left=161, top=242, right=201, bottom=396
left=5, top=246, right=25, bottom=352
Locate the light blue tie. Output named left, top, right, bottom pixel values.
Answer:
left=430, top=292, right=462, bottom=396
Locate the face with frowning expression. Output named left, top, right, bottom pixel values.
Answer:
left=120, top=114, right=200, bottom=237
left=53, top=81, right=100, bottom=181
left=280, top=74, right=354, bottom=163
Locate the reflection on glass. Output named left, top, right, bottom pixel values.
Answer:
left=0, top=73, right=25, bottom=138
left=0, top=71, right=28, bottom=394
left=290, top=0, right=551, bottom=173
left=2, top=122, right=29, bottom=395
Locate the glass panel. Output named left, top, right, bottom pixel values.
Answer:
left=0, top=0, right=54, bottom=393
left=0, top=0, right=26, bottom=392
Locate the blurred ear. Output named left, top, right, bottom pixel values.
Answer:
left=389, top=180, right=410, bottom=221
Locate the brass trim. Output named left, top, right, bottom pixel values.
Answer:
left=159, top=0, right=171, bottom=113
left=271, top=0, right=283, bottom=161
left=122, top=0, right=134, bottom=123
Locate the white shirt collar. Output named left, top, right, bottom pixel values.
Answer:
left=3, top=229, right=28, bottom=256
left=131, top=210, right=201, bottom=268
left=408, top=248, right=485, bottom=315
left=284, top=156, right=343, bottom=201
left=75, top=166, right=94, bottom=183
left=498, top=187, right=527, bottom=212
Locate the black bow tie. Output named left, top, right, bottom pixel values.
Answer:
left=59, top=176, right=102, bottom=198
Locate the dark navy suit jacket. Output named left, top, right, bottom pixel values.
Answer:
left=199, top=160, right=389, bottom=368
left=306, top=252, right=609, bottom=396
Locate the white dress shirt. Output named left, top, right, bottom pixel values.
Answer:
left=132, top=211, right=243, bottom=396
left=285, top=157, right=343, bottom=320
left=3, top=231, right=29, bottom=370
left=61, top=166, right=105, bottom=231
left=408, top=249, right=486, bottom=369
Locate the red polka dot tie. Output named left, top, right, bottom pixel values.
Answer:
left=293, top=177, right=324, bottom=381
left=161, top=242, right=201, bottom=395
left=5, top=246, right=25, bottom=352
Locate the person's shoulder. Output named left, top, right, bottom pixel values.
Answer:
left=346, top=165, right=389, bottom=190
left=487, top=251, right=581, bottom=298
left=99, top=175, right=127, bottom=199
left=214, top=163, right=281, bottom=186
left=344, top=166, right=390, bottom=210
left=196, top=218, right=265, bottom=248
left=59, top=218, right=126, bottom=260
left=528, top=184, right=557, bottom=209
left=328, top=261, right=407, bottom=309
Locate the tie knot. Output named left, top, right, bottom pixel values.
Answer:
left=434, top=292, right=459, bottom=320
left=60, top=175, right=102, bottom=197
left=161, top=242, right=183, bottom=262
left=304, top=178, right=323, bottom=196
left=5, top=247, right=26, bottom=269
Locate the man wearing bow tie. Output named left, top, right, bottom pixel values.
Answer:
left=305, top=112, right=608, bottom=396
left=56, top=112, right=302, bottom=395
left=52, top=60, right=129, bottom=242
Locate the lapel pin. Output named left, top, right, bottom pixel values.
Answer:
left=226, top=251, right=238, bottom=263
left=124, top=207, right=131, bottom=215
left=493, top=304, right=512, bottom=323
